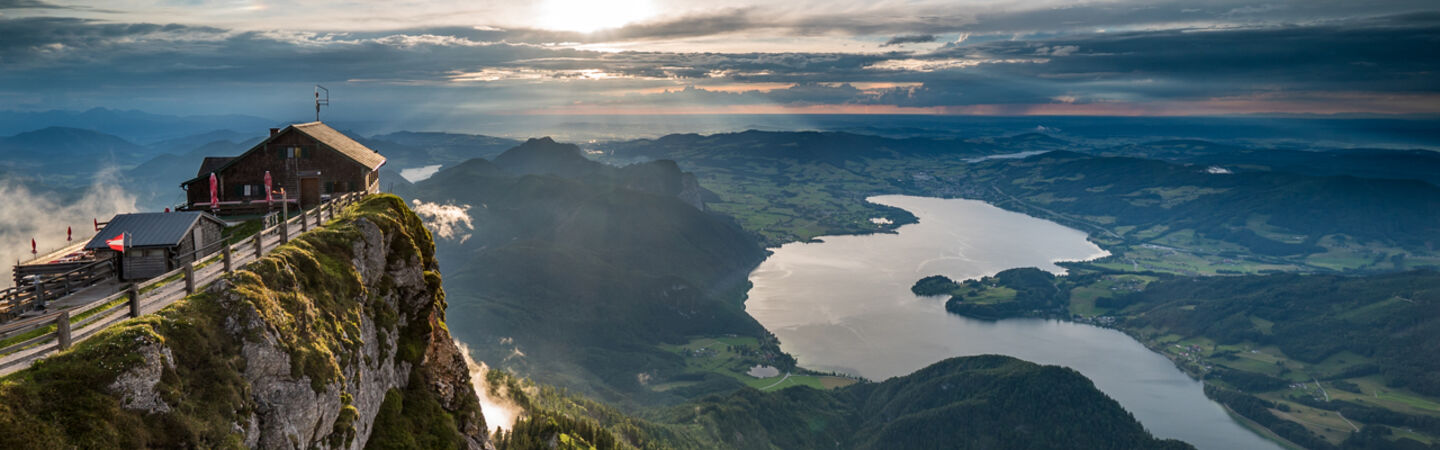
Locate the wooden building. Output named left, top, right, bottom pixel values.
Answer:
left=181, top=122, right=386, bottom=212
left=83, top=212, right=227, bottom=280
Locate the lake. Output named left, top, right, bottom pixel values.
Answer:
left=745, top=195, right=1279, bottom=450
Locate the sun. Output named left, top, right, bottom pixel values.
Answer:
left=537, top=0, right=657, bottom=33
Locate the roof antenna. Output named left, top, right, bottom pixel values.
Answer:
left=314, top=84, right=329, bottom=122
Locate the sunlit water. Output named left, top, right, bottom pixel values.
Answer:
left=745, top=195, right=1278, bottom=450
left=399, top=164, right=443, bottom=182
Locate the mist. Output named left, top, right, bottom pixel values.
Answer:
left=0, top=172, right=137, bottom=289
left=410, top=199, right=474, bottom=243
left=457, top=341, right=523, bottom=435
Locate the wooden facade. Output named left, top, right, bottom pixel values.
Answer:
left=182, top=122, right=385, bottom=211
left=85, top=212, right=227, bottom=281
left=115, top=217, right=223, bottom=280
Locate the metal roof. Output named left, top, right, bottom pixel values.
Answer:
left=84, top=212, right=225, bottom=250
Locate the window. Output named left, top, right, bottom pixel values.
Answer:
left=243, top=185, right=252, bottom=196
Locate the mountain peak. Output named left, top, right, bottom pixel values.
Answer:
left=492, top=136, right=590, bottom=176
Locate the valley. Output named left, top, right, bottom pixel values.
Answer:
left=4, top=119, right=1438, bottom=449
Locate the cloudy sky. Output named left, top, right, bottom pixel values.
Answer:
left=2, top=0, right=1438, bottom=119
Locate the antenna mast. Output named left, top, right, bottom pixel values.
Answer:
left=314, top=85, right=329, bottom=122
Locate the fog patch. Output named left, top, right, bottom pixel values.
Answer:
left=0, top=171, right=136, bottom=288
left=456, top=341, right=523, bottom=435
left=410, top=199, right=473, bottom=243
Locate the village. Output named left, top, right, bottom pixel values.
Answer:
left=0, top=120, right=388, bottom=375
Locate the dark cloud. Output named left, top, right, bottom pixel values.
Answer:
left=0, top=10, right=1437, bottom=115
left=0, top=0, right=63, bottom=9
left=915, top=16, right=1440, bottom=102
left=458, top=0, right=1440, bottom=45
left=882, top=34, right=937, bottom=46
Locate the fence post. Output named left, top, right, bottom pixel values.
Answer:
left=301, top=208, right=309, bottom=232
left=254, top=232, right=264, bottom=258
left=56, top=311, right=71, bottom=350
left=183, top=264, right=195, bottom=295
left=128, top=284, right=141, bottom=317
left=223, top=244, right=233, bottom=273
left=34, top=278, right=45, bottom=309
left=280, top=221, right=289, bottom=244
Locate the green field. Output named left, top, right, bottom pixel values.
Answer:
left=659, top=336, right=857, bottom=393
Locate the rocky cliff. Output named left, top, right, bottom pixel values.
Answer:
left=0, top=195, right=488, bottom=449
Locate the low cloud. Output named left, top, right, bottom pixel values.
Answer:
left=456, top=341, right=523, bottom=434
left=0, top=171, right=137, bottom=289
left=410, top=199, right=473, bottom=242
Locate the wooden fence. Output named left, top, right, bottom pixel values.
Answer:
left=0, top=192, right=365, bottom=376
left=0, top=259, right=116, bottom=320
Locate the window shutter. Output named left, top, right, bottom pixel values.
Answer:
left=303, top=147, right=313, bottom=158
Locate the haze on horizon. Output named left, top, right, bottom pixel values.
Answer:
left=1, top=0, right=1438, bottom=123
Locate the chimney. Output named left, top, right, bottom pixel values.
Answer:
left=270, top=128, right=280, bottom=137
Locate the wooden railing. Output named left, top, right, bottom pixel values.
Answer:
left=0, top=192, right=366, bottom=376
left=0, top=259, right=116, bottom=320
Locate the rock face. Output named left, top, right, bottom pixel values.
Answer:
left=0, top=195, right=488, bottom=449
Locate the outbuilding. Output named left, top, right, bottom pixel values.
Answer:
left=84, top=212, right=227, bottom=280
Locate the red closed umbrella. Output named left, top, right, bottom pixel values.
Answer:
left=31, top=238, right=36, bottom=255
left=265, top=171, right=273, bottom=205
left=209, top=173, right=219, bottom=210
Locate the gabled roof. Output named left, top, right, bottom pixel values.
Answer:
left=197, top=157, right=235, bottom=177
left=182, top=121, right=386, bottom=185
left=291, top=122, right=387, bottom=170
left=84, top=212, right=226, bottom=250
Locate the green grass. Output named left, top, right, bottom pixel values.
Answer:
left=953, top=286, right=1017, bottom=304
left=660, top=336, right=857, bottom=393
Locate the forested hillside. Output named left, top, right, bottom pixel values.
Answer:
left=406, top=138, right=772, bottom=406
left=495, top=355, right=1193, bottom=450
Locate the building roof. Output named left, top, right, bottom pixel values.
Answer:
left=197, top=156, right=235, bottom=177
left=290, top=122, right=387, bottom=170
left=84, top=212, right=226, bottom=250
left=181, top=121, right=386, bottom=185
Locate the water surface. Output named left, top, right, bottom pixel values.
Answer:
left=746, top=195, right=1278, bottom=450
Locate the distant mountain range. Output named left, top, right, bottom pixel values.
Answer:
left=0, top=108, right=279, bottom=144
